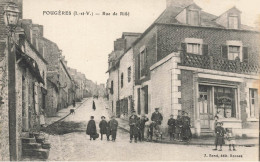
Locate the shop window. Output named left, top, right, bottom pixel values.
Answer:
left=249, top=89, right=258, bottom=118
left=214, top=87, right=236, bottom=118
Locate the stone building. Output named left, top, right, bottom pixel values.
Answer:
left=107, top=32, right=141, bottom=117
left=130, top=0, right=259, bottom=136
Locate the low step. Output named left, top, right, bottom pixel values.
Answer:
left=22, top=148, right=49, bottom=160
left=36, top=137, right=45, bottom=144
left=42, top=143, right=51, bottom=149
left=21, top=138, right=36, bottom=144
left=22, top=143, right=42, bottom=150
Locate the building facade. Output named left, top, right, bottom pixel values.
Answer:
left=131, top=0, right=259, bottom=136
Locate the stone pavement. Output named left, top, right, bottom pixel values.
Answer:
left=44, top=98, right=88, bottom=126
left=116, top=117, right=258, bottom=147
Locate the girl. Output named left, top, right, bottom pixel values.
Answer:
left=225, top=128, right=236, bottom=151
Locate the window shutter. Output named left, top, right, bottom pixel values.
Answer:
left=221, top=45, right=228, bottom=59
left=144, top=48, right=148, bottom=76
left=181, top=43, right=187, bottom=54
left=137, top=54, right=140, bottom=79
left=202, top=44, right=208, bottom=55
left=243, top=47, right=248, bottom=63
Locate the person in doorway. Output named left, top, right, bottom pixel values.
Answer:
left=92, top=100, right=96, bottom=111
left=139, top=114, right=149, bottom=141
left=213, top=122, right=225, bottom=151
left=167, top=114, right=176, bottom=141
left=129, top=110, right=138, bottom=143
left=181, top=111, right=192, bottom=142
left=175, top=115, right=183, bottom=141
left=99, top=116, right=108, bottom=140
left=109, top=115, right=118, bottom=142
left=225, top=128, right=236, bottom=151
left=86, top=116, right=97, bottom=140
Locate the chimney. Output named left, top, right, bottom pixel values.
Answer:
left=166, top=0, right=194, bottom=8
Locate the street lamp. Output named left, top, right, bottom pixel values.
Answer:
left=4, top=2, right=20, bottom=161
left=4, top=2, right=20, bottom=32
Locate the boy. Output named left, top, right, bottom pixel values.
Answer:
left=213, top=122, right=225, bottom=151
left=167, top=114, right=175, bottom=141
left=109, top=115, right=118, bottom=142
left=225, top=128, right=236, bottom=151
left=99, top=116, right=108, bottom=140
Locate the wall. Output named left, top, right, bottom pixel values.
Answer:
left=108, top=69, right=119, bottom=115
left=157, top=24, right=260, bottom=64
left=134, top=26, right=158, bottom=85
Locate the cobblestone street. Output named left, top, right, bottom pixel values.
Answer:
left=45, top=98, right=259, bottom=161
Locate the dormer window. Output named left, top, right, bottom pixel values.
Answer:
left=188, top=10, right=199, bottom=26
left=228, top=15, right=238, bottom=29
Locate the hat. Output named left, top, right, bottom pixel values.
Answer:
left=182, top=111, right=188, bottom=115
left=155, top=108, right=159, bottom=110
left=132, top=110, right=136, bottom=113
left=170, top=114, right=173, bottom=117
left=216, top=122, right=223, bottom=126
left=91, top=116, right=94, bottom=119
left=101, top=116, right=105, bottom=119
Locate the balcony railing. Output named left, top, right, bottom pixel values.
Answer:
left=180, top=53, right=260, bottom=75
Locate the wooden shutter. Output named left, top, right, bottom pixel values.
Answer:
left=221, top=45, right=228, bottom=59
left=202, top=44, right=209, bottom=55
left=181, top=43, right=187, bottom=54
left=137, top=54, right=140, bottom=79
left=243, top=47, right=248, bottom=63
left=144, top=48, right=148, bottom=76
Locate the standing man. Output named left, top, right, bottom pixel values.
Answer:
left=129, top=110, right=138, bottom=143
left=151, top=108, right=163, bottom=125
left=72, top=99, right=76, bottom=107
left=140, top=114, right=149, bottom=141
left=109, top=115, right=118, bottom=142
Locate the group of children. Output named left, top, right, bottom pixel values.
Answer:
left=213, top=116, right=236, bottom=151
left=167, top=112, right=192, bottom=142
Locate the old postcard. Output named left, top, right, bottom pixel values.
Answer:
left=0, top=0, right=259, bottom=161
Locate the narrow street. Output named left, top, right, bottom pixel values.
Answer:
left=44, top=98, right=258, bottom=161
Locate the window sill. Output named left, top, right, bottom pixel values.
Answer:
left=247, top=118, right=259, bottom=122
left=219, top=118, right=241, bottom=122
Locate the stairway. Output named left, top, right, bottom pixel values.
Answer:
left=200, top=129, right=214, bottom=137
left=21, top=132, right=51, bottom=160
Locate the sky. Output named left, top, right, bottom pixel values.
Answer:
left=23, top=0, right=260, bottom=84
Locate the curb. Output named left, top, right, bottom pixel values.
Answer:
left=118, top=125, right=257, bottom=147
left=45, top=99, right=87, bottom=127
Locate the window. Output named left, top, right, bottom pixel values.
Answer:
left=187, top=43, right=201, bottom=54
left=229, top=16, right=238, bottom=29
left=228, top=46, right=240, bottom=60
left=121, top=73, right=124, bottom=88
left=249, top=89, right=258, bottom=118
left=214, top=87, right=236, bottom=118
left=140, top=49, right=147, bottom=77
left=110, top=81, right=114, bottom=94
left=188, top=10, right=199, bottom=26
left=128, top=67, right=131, bottom=82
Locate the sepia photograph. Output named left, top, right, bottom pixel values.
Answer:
left=0, top=0, right=259, bottom=161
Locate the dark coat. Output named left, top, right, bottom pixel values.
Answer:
left=129, top=115, right=138, bottom=126
left=99, top=120, right=108, bottom=134
left=86, top=120, right=96, bottom=135
left=167, top=118, right=176, bottom=133
left=175, top=116, right=183, bottom=134
left=107, top=121, right=111, bottom=135
left=109, top=119, right=118, bottom=131
left=181, top=116, right=192, bottom=139
left=215, top=126, right=225, bottom=145
left=92, top=101, right=96, bottom=110
left=151, top=112, right=163, bottom=125
left=140, top=117, right=149, bottom=129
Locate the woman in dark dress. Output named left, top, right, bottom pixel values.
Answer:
left=181, top=112, right=192, bottom=142
left=92, top=100, right=96, bottom=111
left=86, top=116, right=97, bottom=140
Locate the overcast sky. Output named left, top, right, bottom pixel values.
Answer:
left=23, top=0, right=260, bottom=84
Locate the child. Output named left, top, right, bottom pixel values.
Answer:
left=175, top=115, right=183, bottom=141
left=225, top=128, right=236, bottom=151
left=213, top=122, right=225, bottom=151
left=146, top=121, right=154, bottom=141
left=99, top=116, right=108, bottom=140
left=167, top=114, right=176, bottom=141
